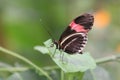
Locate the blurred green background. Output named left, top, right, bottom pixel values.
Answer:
left=0, top=0, right=120, bottom=80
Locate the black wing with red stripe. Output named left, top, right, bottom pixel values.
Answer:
left=56, top=13, right=94, bottom=54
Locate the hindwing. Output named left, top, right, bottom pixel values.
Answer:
left=59, top=33, right=87, bottom=54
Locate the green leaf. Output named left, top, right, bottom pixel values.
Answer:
left=39, top=39, right=96, bottom=72
left=34, top=46, right=49, bottom=54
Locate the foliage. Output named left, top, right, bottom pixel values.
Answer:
left=0, top=0, right=120, bottom=80
left=35, top=39, right=96, bottom=72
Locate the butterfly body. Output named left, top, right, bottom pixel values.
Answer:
left=54, top=13, right=94, bottom=54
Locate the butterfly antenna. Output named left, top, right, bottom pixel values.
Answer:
left=39, top=19, right=55, bottom=41
left=39, top=19, right=59, bottom=57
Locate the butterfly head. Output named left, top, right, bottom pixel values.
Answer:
left=69, top=13, right=94, bottom=32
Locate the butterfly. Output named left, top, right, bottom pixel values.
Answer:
left=54, top=13, right=94, bottom=54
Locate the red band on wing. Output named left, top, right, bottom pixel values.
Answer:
left=69, top=21, right=87, bottom=32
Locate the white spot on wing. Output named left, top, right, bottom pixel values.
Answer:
left=78, top=35, right=88, bottom=53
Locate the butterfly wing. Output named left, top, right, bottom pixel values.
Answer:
left=59, top=13, right=93, bottom=43
left=59, top=33, right=87, bottom=54
left=59, top=27, right=76, bottom=43
left=58, top=13, right=94, bottom=54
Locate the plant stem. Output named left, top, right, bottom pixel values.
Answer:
left=0, top=47, right=52, bottom=80
left=43, top=66, right=59, bottom=70
left=61, top=70, right=64, bottom=80
left=96, top=54, right=120, bottom=64
left=0, top=67, right=29, bottom=72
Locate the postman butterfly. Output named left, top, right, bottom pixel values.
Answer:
left=54, top=13, right=94, bottom=54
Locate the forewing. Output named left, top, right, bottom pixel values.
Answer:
left=59, top=13, right=93, bottom=43
left=59, top=27, right=76, bottom=43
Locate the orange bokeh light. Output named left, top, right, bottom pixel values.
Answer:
left=116, top=44, right=120, bottom=53
left=94, top=9, right=111, bottom=29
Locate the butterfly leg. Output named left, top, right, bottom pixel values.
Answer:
left=52, top=40, right=59, bottom=57
left=59, top=50, right=68, bottom=64
left=59, top=50, right=64, bottom=63
left=52, top=48, right=57, bottom=57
